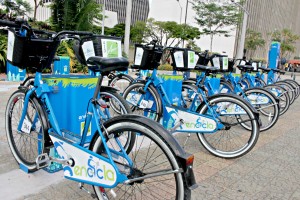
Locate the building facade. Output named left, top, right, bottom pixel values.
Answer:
left=32, top=0, right=149, bottom=25
left=96, top=0, right=150, bottom=25
left=235, top=0, right=300, bottom=60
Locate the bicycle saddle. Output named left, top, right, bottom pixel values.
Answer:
left=195, top=65, right=219, bottom=72
left=87, top=56, right=129, bottom=74
left=237, top=65, right=253, bottom=72
left=258, top=66, right=271, bottom=72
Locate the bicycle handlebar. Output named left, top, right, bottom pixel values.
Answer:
left=0, top=19, right=20, bottom=28
left=0, top=19, right=93, bottom=40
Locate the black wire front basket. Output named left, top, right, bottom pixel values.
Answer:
left=210, top=54, right=230, bottom=72
left=76, top=35, right=123, bottom=65
left=7, top=29, right=59, bottom=71
left=132, top=43, right=163, bottom=70
left=170, top=47, right=197, bottom=71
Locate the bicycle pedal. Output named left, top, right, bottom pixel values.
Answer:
left=36, top=153, right=50, bottom=169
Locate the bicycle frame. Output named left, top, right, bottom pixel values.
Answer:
left=17, top=72, right=132, bottom=188
left=126, top=69, right=232, bottom=133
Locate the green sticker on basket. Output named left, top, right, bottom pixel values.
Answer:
left=189, top=51, right=195, bottom=63
left=188, top=51, right=196, bottom=69
left=107, top=41, right=118, bottom=58
left=102, top=39, right=122, bottom=58
left=223, top=57, right=228, bottom=70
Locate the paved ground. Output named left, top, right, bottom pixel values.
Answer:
left=0, top=73, right=300, bottom=200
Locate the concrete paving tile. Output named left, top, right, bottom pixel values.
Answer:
left=250, top=166, right=278, bottom=179
left=220, top=188, right=253, bottom=200
left=290, top=189, right=300, bottom=200
left=193, top=181, right=225, bottom=197
left=229, top=178, right=264, bottom=195
left=196, top=163, right=220, bottom=178
left=222, top=163, right=254, bottom=176
left=217, top=170, right=243, bottom=182
left=204, top=173, right=237, bottom=188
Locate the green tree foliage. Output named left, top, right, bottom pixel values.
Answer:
left=0, top=34, right=7, bottom=72
left=193, top=0, right=241, bottom=52
left=1, top=0, right=32, bottom=19
left=245, top=29, right=265, bottom=58
left=104, top=23, right=126, bottom=37
left=130, top=21, right=146, bottom=44
left=143, top=18, right=201, bottom=47
left=50, top=0, right=102, bottom=32
left=270, top=29, right=300, bottom=57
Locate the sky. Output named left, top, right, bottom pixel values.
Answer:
left=148, top=0, right=237, bottom=57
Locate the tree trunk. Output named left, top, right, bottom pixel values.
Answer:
left=33, top=0, right=39, bottom=22
left=210, top=33, right=213, bottom=52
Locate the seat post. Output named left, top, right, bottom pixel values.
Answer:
left=92, top=74, right=104, bottom=103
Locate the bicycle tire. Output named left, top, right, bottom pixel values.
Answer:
left=109, top=73, right=134, bottom=95
left=275, top=81, right=295, bottom=104
left=243, top=87, right=280, bottom=132
left=90, top=116, right=189, bottom=199
left=99, top=90, right=135, bottom=153
left=181, top=83, right=204, bottom=111
left=254, top=77, right=266, bottom=87
left=240, top=78, right=251, bottom=90
left=264, top=84, right=290, bottom=116
left=284, top=79, right=300, bottom=99
left=196, top=94, right=260, bottom=158
left=123, top=82, right=163, bottom=122
left=219, top=79, right=234, bottom=93
left=5, top=89, right=50, bottom=172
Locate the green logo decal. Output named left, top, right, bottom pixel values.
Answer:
left=189, top=52, right=195, bottom=64
left=106, top=41, right=119, bottom=58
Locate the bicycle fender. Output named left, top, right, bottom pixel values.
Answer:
left=101, top=114, right=197, bottom=189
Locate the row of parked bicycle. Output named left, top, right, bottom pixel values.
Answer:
left=104, top=40, right=299, bottom=158
left=1, top=18, right=299, bottom=200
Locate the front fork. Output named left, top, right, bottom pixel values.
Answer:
left=17, top=87, right=36, bottom=132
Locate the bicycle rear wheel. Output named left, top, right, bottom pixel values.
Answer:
left=90, top=116, right=190, bottom=199
left=197, top=94, right=260, bottom=158
left=5, top=89, right=49, bottom=172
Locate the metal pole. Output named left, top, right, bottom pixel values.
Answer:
left=176, top=0, right=182, bottom=24
left=182, top=0, right=189, bottom=48
left=124, top=0, right=132, bottom=56
left=101, top=0, right=106, bottom=35
left=231, top=0, right=249, bottom=73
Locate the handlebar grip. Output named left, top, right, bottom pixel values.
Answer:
left=0, top=20, right=19, bottom=28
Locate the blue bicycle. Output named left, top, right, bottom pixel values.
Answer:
left=123, top=42, right=260, bottom=159
left=2, top=20, right=196, bottom=200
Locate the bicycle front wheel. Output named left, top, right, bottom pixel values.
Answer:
left=109, top=73, right=134, bottom=95
left=243, top=87, right=280, bottom=131
left=5, top=89, right=49, bottom=172
left=99, top=89, right=135, bottom=153
left=90, top=116, right=189, bottom=199
left=264, top=84, right=290, bottom=115
left=197, top=94, right=260, bottom=158
left=123, top=82, right=163, bottom=122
